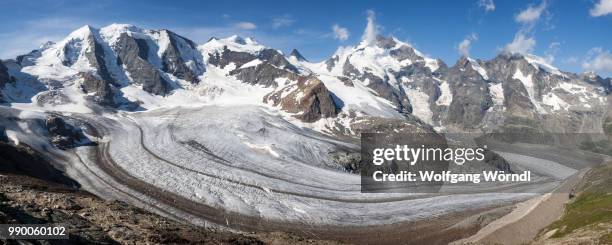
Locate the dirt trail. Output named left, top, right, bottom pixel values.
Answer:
left=454, top=168, right=588, bottom=245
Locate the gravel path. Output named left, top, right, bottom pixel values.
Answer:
left=454, top=168, right=588, bottom=245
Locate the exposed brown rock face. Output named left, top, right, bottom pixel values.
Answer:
left=266, top=76, right=340, bottom=123
left=207, top=45, right=342, bottom=123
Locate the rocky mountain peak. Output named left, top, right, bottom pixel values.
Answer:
left=455, top=56, right=472, bottom=68
left=1, top=24, right=610, bottom=132
left=581, top=71, right=611, bottom=93
left=375, top=35, right=397, bottom=49
left=289, top=49, right=307, bottom=62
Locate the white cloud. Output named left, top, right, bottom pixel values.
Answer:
left=544, top=42, right=561, bottom=64
left=332, top=24, right=349, bottom=41
left=563, top=57, right=578, bottom=64
left=515, top=0, right=548, bottom=24
left=361, top=10, right=378, bottom=45
left=478, top=0, right=496, bottom=12
left=582, top=47, right=612, bottom=73
left=504, top=32, right=536, bottom=54
left=503, top=0, right=549, bottom=56
left=590, top=0, right=612, bottom=16
left=234, top=22, right=257, bottom=30
left=272, top=15, right=295, bottom=28
left=544, top=42, right=560, bottom=63
left=458, top=33, right=478, bottom=57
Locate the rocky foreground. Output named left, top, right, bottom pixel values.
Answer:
left=0, top=174, right=341, bottom=245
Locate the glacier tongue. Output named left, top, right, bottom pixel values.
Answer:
left=77, top=105, right=540, bottom=226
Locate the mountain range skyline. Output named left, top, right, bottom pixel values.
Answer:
left=1, top=2, right=611, bottom=243
left=1, top=0, right=611, bottom=77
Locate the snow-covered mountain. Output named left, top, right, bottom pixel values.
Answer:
left=0, top=23, right=609, bottom=135
left=1, top=23, right=610, bottom=240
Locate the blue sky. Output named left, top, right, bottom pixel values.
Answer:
left=0, top=0, right=611, bottom=76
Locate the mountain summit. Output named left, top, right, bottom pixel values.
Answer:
left=0, top=23, right=608, bottom=135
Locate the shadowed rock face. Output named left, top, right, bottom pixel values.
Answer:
left=395, top=65, right=445, bottom=121
left=58, top=28, right=115, bottom=86
left=484, top=54, right=539, bottom=121
left=376, top=35, right=397, bottom=49
left=257, top=49, right=299, bottom=73
left=46, top=116, right=88, bottom=150
left=0, top=143, right=80, bottom=187
left=0, top=61, right=8, bottom=82
left=325, top=55, right=339, bottom=72
left=208, top=46, right=256, bottom=69
left=445, top=57, right=493, bottom=127
left=231, top=63, right=296, bottom=87
left=160, top=30, right=202, bottom=84
left=0, top=61, right=9, bottom=101
left=289, top=49, right=307, bottom=62
left=0, top=125, right=7, bottom=142
left=114, top=33, right=170, bottom=95
left=210, top=47, right=298, bottom=76
left=80, top=72, right=114, bottom=105
left=83, top=32, right=116, bottom=85
left=219, top=48, right=299, bottom=87
left=390, top=46, right=423, bottom=64
left=366, top=71, right=413, bottom=115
